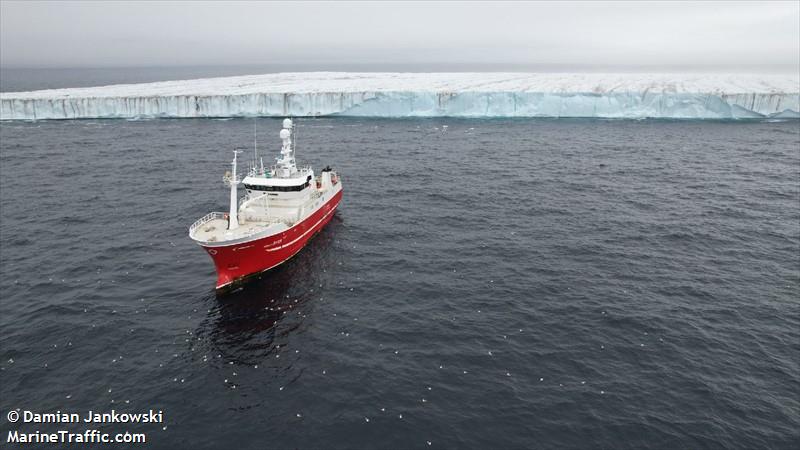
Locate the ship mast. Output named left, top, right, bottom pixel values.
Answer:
left=225, top=150, right=242, bottom=231
left=277, top=118, right=296, bottom=177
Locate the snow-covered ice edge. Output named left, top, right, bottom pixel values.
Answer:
left=1, top=72, right=798, bottom=120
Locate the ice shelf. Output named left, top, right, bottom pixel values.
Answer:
left=1, top=72, right=798, bottom=120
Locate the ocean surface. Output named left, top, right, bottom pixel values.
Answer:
left=0, top=116, right=798, bottom=449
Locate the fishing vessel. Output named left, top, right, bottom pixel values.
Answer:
left=189, top=119, right=343, bottom=290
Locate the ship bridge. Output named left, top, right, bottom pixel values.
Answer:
left=243, top=168, right=314, bottom=192
left=241, top=118, right=316, bottom=194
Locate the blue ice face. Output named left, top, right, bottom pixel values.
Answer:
left=1, top=73, right=798, bottom=120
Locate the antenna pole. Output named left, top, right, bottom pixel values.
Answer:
left=254, top=119, right=258, bottom=168
left=228, top=150, right=242, bottom=231
left=293, top=118, right=298, bottom=161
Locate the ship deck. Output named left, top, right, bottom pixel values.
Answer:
left=190, top=181, right=341, bottom=246
left=190, top=216, right=286, bottom=244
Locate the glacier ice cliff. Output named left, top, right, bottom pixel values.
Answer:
left=1, top=72, right=798, bottom=120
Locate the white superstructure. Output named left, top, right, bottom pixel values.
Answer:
left=189, top=118, right=342, bottom=245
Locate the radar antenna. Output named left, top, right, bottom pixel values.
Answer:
left=277, top=118, right=296, bottom=177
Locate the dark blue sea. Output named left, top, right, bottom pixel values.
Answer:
left=1, top=112, right=799, bottom=449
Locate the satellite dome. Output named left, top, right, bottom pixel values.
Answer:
left=282, top=118, right=293, bottom=129
left=279, top=128, right=290, bottom=140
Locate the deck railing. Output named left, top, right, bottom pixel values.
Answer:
left=189, top=211, right=226, bottom=235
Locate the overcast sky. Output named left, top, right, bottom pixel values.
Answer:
left=1, top=1, right=798, bottom=72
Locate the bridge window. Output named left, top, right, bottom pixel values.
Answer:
left=245, top=182, right=309, bottom=192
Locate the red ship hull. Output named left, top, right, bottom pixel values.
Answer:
left=200, top=189, right=342, bottom=289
